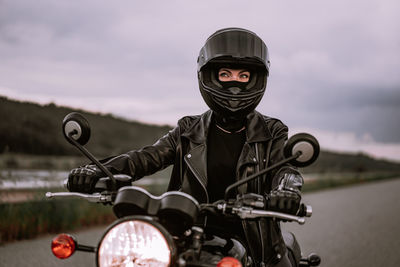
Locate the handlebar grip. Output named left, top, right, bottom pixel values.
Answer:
left=94, top=175, right=132, bottom=192
left=297, top=204, right=312, bottom=217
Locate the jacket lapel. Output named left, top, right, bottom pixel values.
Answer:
left=236, top=111, right=273, bottom=176
left=237, top=142, right=257, bottom=173
left=184, top=144, right=208, bottom=188
left=245, top=111, right=272, bottom=143
left=181, top=110, right=212, bottom=201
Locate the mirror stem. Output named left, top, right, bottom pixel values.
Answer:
left=224, top=151, right=301, bottom=200
left=68, top=132, right=117, bottom=191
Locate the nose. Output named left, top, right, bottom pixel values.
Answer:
left=231, top=75, right=240, bottom=81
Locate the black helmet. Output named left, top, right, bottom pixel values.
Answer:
left=197, top=28, right=270, bottom=119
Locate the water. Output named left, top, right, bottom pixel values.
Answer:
left=0, top=169, right=68, bottom=189
left=0, top=169, right=330, bottom=190
left=0, top=169, right=168, bottom=190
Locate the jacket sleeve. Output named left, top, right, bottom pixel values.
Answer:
left=268, top=120, right=304, bottom=192
left=100, top=125, right=180, bottom=181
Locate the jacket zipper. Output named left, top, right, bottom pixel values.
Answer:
left=255, top=144, right=265, bottom=262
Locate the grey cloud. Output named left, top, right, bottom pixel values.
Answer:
left=1, top=0, right=399, bottom=149
left=264, top=85, right=400, bottom=143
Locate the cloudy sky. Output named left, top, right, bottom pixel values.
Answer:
left=1, top=0, right=399, bottom=161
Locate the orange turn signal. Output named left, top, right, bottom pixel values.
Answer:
left=51, top=233, right=76, bottom=259
left=217, top=256, right=242, bottom=267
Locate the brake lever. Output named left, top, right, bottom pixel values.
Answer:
left=45, top=191, right=113, bottom=204
left=232, top=207, right=306, bottom=224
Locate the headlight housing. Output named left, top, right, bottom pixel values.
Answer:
left=97, top=216, right=175, bottom=267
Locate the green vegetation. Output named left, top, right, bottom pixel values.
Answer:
left=0, top=153, right=86, bottom=170
left=0, top=198, right=115, bottom=243
left=0, top=178, right=169, bottom=244
left=302, top=150, right=400, bottom=173
left=0, top=96, right=172, bottom=157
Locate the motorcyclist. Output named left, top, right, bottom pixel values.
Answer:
left=68, top=27, right=304, bottom=266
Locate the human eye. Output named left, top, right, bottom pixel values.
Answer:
left=239, top=71, right=250, bottom=81
left=218, top=70, right=231, bottom=80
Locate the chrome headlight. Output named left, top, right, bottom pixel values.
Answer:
left=97, top=217, right=175, bottom=267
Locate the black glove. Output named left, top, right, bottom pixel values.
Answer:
left=268, top=173, right=303, bottom=215
left=67, top=165, right=104, bottom=193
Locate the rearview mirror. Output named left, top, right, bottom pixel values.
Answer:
left=284, top=133, right=319, bottom=167
left=62, top=112, right=91, bottom=146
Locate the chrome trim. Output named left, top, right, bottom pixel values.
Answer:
left=305, top=205, right=313, bottom=217
left=233, top=207, right=306, bottom=225
left=45, top=192, right=112, bottom=203
left=162, top=191, right=200, bottom=206
left=118, top=186, right=200, bottom=206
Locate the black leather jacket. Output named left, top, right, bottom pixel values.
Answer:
left=102, top=109, right=302, bottom=265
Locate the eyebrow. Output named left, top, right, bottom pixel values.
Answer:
left=219, top=68, right=232, bottom=73
left=218, top=68, right=250, bottom=73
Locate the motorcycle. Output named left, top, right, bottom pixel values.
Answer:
left=46, top=112, right=321, bottom=267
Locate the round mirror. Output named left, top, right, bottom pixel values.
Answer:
left=284, top=133, right=319, bottom=167
left=62, top=112, right=91, bottom=146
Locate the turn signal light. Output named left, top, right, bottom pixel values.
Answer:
left=51, top=233, right=76, bottom=259
left=217, top=256, right=242, bottom=267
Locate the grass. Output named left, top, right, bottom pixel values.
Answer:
left=0, top=181, right=169, bottom=244
left=0, top=198, right=115, bottom=243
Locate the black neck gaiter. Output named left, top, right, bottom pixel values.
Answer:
left=219, top=80, right=249, bottom=90
left=213, top=112, right=246, bottom=133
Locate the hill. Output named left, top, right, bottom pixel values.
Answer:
left=0, top=96, right=172, bottom=157
left=1, top=96, right=400, bottom=173
left=302, top=150, right=400, bottom=173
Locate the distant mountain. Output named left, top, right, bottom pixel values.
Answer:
left=1, top=96, right=400, bottom=173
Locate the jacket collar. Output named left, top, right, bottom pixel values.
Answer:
left=182, top=110, right=272, bottom=144
left=244, top=110, right=273, bottom=143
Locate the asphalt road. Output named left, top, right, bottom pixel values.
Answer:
left=283, top=178, right=400, bottom=267
left=1, top=178, right=399, bottom=267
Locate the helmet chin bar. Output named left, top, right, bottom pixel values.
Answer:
left=213, top=95, right=256, bottom=112
left=200, top=88, right=264, bottom=119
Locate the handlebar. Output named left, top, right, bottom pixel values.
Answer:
left=201, top=201, right=312, bottom=225
left=47, top=176, right=312, bottom=225
left=234, top=207, right=306, bottom=224
left=45, top=175, right=132, bottom=203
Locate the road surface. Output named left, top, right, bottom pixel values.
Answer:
left=283, top=178, right=400, bottom=267
left=1, top=178, right=399, bottom=266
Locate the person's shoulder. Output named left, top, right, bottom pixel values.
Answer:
left=178, top=114, right=202, bottom=124
left=176, top=110, right=210, bottom=129
left=254, top=110, right=288, bottom=135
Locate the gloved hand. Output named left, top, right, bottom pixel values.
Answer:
left=268, top=173, right=303, bottom=215
left=67, top=165, right=104, bottom=193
